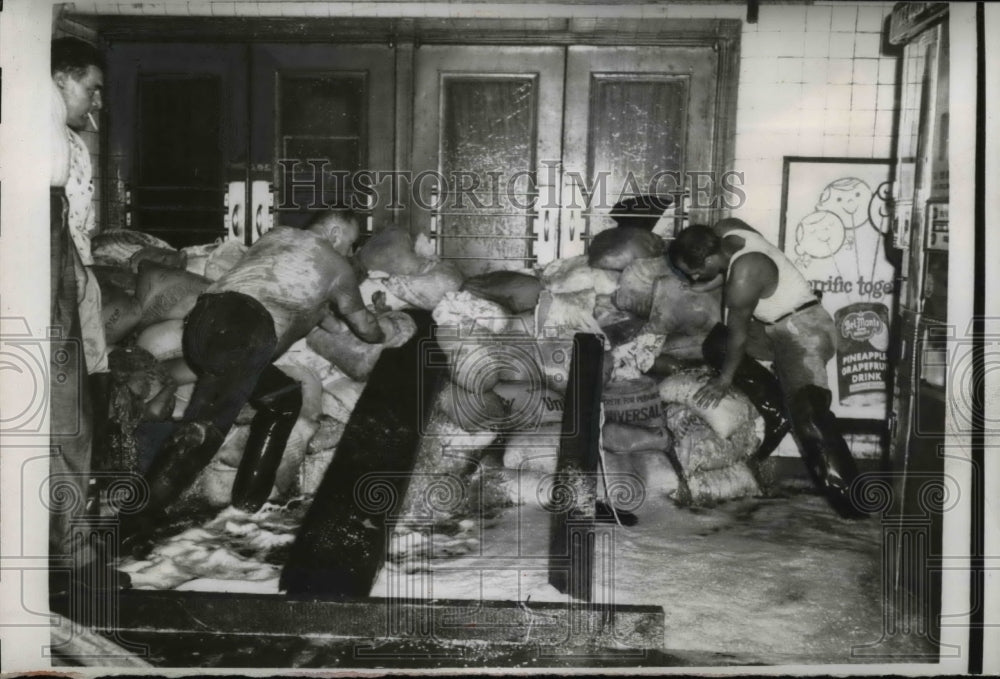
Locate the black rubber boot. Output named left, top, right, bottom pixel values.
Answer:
left=788, top=385, right=868, bottom=519
left=702, top=323, right=791, bottom=461
left=231, top=384, right=302, bottom=513
left=119, top=420, right=225, bottom=555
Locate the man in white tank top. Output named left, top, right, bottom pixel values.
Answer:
left=668, top=218, right=865, bottom=519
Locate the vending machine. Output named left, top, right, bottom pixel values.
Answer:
left=886, top=0, right=949, bottom=633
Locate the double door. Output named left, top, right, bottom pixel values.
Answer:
left=107, top=43, right=393, bottom=247
left=412, top=44, right=722, bottom=275
left=108, top=40, right=727, bottom=267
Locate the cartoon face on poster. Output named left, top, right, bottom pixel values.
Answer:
left=780, top=158, right=896, bottom=420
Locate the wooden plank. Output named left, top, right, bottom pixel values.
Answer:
left=547, top=333, right=604, bottom=601
left=280, top=309, right=446, bottom=597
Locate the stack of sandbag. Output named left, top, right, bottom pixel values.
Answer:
left=646, top=267, right=723, bottom=361
left=356, top=227, right=464, bottom=311
left=180, top=239, right=249, bottom=281
left=657, top=370, right=764, bottom=505
left=91, top=230, right=175, bottom=269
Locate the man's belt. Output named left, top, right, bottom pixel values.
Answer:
left=762, top=298, right=821, bottom=325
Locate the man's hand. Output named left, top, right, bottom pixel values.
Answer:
left=693, top=374, right=733, bottom=409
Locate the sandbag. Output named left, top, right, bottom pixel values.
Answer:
left=432, top=291, right=515, bottom=338
left=602, top=376, right=664, bottom=429
left=685, top=464, right=760, bottom=505
left=320, top=374, right=365, bottom=425
left=162, top=357, right=198, bottom=387
left=538, top=255, right=620, bottom=295
left=181, top=242, right=221, bottom=277
left=587, top=226, right=665, bottom=271
left=594, top=294, right=635, bottom=328
left=601, top=422, right=673, bottom=454
left=203, top=240, right=248, bottom=281
left=91, top=229, right=174, bottom=269
left=534, top=289, right=602, bottom=339
left=356, top=227, right=425, bottom=275
left=439, top=379, right=507, bottom=432
left=646, top=268, right=722, bottom=337
left=502, top=424, right=562, bottom=474
left=308, top=416, right=346, bottom=454
left=667, top=407, right=741, bottom=472
left=91, top=266, right=138, bottom=295
left=134, top=260, right=211, bottom=328
left=460, top=270, right=542, bottom=313
left=306, top=311, right=417, bottom=382
left=130, top=245, right=186, bottom=273
left=385, top=259, right=464, bottom=310
left=359, top=274, right=410, bottom=311
left=658, top=334, right=707, bottom=361
left=658, top=371, right=758, bottom=440
left=99, top=282, right=143, bottom=344
left=135, top=318, right=185, bottom=361
left=613, top=256, right=671, bottom=318
left=491, top=381, right=564, bottom=428
left=609, top=330, right=666, bottom=381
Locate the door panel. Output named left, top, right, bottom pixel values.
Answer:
left=107, top=43, right=247, bottom=246
left=251, top=45, right=395, bottom=233
left=412, top=46, right=565, bottom=275
left=562, top=46, right=719, bottom=257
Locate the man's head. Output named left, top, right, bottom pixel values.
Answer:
left=306, top=210, right=361, bottom=255
left=52, top=37, right=105, bottom=131
left=667, top=224, right=725, bottom=282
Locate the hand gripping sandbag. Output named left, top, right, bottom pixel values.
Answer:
left=305, top=311, right=417, bottom=382
left=658, top=371, right=759, bottom=440
left=385, top=259, right=464, bottom=310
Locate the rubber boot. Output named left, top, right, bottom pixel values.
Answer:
left=119, top=420, right=224, bottom=555
left=702, top=323, right=791, bottom=461
left=85, top=372, right=114, bottom=516
left=788, top=385, right=868, bottom=519
left=231, top=387, right=302, bottom=513
left=232, top=368, right=303, bottom=512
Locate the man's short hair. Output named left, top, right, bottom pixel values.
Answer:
left=668, top=224, right=721, bottom=270
left=52, top=37, right=105, bottom=77
left=305, top=209, right=360, bottom=231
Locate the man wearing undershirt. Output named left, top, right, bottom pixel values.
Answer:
left=667, top=218, right=865, bottom=519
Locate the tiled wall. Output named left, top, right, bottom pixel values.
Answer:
left=732, top=2, right=898, bottom=243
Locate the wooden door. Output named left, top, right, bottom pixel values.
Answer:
left=411, top=46, right=565, bottom=275
left=250, top=45, right=395, bottom=235
left=106, top=43, right=247, bottom=247
left=561, top=45, right=721, bottom=257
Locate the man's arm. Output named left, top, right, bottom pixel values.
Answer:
left=694, top=255, right=771, bottom=408
left=328, top=268, right=385, bottom=344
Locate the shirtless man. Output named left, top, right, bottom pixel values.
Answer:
left=122, top=210, right=384, bottom=544
left=667, top=218, right=865, bottom=519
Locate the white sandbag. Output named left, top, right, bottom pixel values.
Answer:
left=667, top=410, right=740, bottom=473
left=273, top=338, right=334, bottom=387
left=537, top=338, right=577, bottom=394
left=439, top=379, right=507, bottom=432
left=432, top=291, right=515, bottom=338
left=601, top=422, right=673, bottom=454
left=320, top=375, right=366, bottom=424
left=491, top=381, right=564, bottom=428
left=135, top=318, right=185, bottom=361
left=360, top=273, right=409, bottom=311
left=658, top=334, right=706, bottom=361
left=272, top=363, right=324, bottom=423
left=301, top=449, right=335, bottom=496
left=273, top=416, right=320, bottom=499
left=538, top=256, right=621, bottom=296
left=594, top=294, right=636, bottom=328
left=172, top=382, right=195, bottom=419
left=613, top=256, right=671, bottom=318
left=440, top=340, right=502, bottom=394
left=502, top=424, right=562, bottom=474
left=99, top=283, right=143, bottom=344
left=686, top=464, right=760, bottom=505
left=306, top=311, right=417, bottom=382
left=308, top=416, right=346, bottom=454
left=203, top=240, right=248, bottom=281
left=134, top=261, right=211, bottom=328
left=181, top=242, right=221, bottom=277
left=129, top=246, right=187, bottom=273
left=385, top=259, right=464, bottom=310
left=216, top=424, right=252, bottom=468
left=630, top=450, right=681, bottom=495
left=91, top=230, right=174, bottom=269
left=534, top=289, right=603, bottom=340
left=609, top=330, right=666, bottom=381
left=658, top=371, right=758, bottom=440
left=602, top=377, right=664, bottom=429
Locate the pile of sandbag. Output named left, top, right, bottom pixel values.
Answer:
left=658, top=370, right=764, bottom=505
left=356, top=228, right=464, bottom=311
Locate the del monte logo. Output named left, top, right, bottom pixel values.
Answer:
left=840, top=310, right=884, bottom=341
